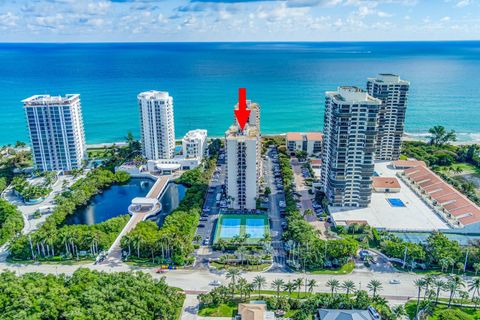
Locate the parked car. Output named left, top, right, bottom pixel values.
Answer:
left=155, top=268, right=167, bottom=274
left=389, top=279, right=401, bottom=284
left=198, top=224, right=205, bottom=228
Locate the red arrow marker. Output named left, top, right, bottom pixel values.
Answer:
left=234, top=88, right=251, bottom=131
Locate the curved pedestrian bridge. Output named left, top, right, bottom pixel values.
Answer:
left=102, top=175, right=171, bottom=264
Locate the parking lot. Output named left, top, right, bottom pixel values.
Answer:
left=290, top=158, right=324, bottom=222
left=194, top=151, right=227, bottom=247
left=263, top=146, right=288, bottom=269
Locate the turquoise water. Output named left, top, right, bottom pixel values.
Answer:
left=1, top=42, right=480, bottom=145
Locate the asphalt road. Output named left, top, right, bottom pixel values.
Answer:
left=264, top=146, right=288, bottom=271
left=0, top=259, right=447, bottom=304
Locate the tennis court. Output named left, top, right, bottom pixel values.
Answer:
left=219, top=218, right=241, bottom=238
left=214, top=214, right=269, bottom=245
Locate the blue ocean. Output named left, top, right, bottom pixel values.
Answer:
left=0, top=42, right=479, bottom=145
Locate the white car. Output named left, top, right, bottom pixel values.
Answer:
left=389, top=279, right=401, bottom=284
left=210, top=280, right=221, bottom=286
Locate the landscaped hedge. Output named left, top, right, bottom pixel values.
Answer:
left=0, top=199, right=24, bottom=246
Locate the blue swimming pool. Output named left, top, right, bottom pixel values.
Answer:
left=387, top=198, right=406, bottom=207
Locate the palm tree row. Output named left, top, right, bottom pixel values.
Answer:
left=413, top=274, right=480, bottom=318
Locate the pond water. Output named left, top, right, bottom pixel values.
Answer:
left=65, top=178, right=186, bottom=225
left=148, top=183, right=187, bottom=227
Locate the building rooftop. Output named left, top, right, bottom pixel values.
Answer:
left=286, top=132, right=303, bottom=141
left=372, top=177, right=400, bottom=189
left=226, top=124, right=258, bottom=139
left=392, top=159, right=426, bottom=168
left=403, top=165, right=480, bottom=226
left=305, top=132, right=323, bottom=141
left=330, top=161, right=449, bottom=231
left=22, top=94, right=80, bottom=106
left=326, top=87, right=381, bottom=104
left=368, top=73, right=410, bottom=85
left=183, top=129, right=207, bottom=141
left=317, top=309, right=375, bottom=320
left=137, top=90, right=171, bottom=100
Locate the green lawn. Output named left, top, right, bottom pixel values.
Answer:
left=405, top=300, right=480, bottom=319
left=198, top=302, right=238, bottom=317
left=307, top=261, right=355, bottom=275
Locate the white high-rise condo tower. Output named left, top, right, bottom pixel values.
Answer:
left=367, top=74, right=410, bottom=161
left=23, top=94, right=87, bottom=172
left=138, top=91, right=175, bottom=160
left=182, top=129, right=207, bottom=160
left=321, top=87, right=381, bottom=207
left=225, top=102, right=262, bottom=210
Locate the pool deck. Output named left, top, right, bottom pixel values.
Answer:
left=330, top=161, right=449, bottom=232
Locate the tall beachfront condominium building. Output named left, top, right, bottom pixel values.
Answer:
left=182, top=129, right=207, bottom=161
left=225, top=102, right=262, bottom=210
left=321, top=87, right=381, bottom=207
left=367, top=74, right=410, bottom=161
left=234, top=101, right=261, bottom=132
left=23, top=94, right=87, bottom=172
left=138, top=91, right=175, bottom=160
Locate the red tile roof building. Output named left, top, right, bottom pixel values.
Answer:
left=401, top=165, right=480, bottom=226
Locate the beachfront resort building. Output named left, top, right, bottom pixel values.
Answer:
left=321, top=86, right=381, bottom=207
left=138, top=90, right=175, bottom=160
left=182, top=129, right=207, bottom=160
left=367, top=74, right=410, bottom=161
left=23, top=94, right=86, bottom=171
left=286, top=132, right=323, bottom=156
left=225, top=101, right=262, bottom=210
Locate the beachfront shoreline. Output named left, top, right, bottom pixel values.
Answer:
left=84, top=133, right=480, bottom=149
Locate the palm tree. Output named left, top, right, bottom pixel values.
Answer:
left=237, top=277, right=248, bottom=301
left=447, top=275, right=465, bottom=307
left=342, top=280, right=356, bottom=296
left=434, top=279, right=446, bottom=305
left=252, top=275, right=267, bottom=297
left=283, top=281, right=296, bottom=296
left=456, top=262, right=465, bottom=274
left=422, top=275, right=435, bottom=299
left=428, top=125, right=456, bottom=146
left=469, top=278, right=480, bottom=301
left=367, top=280, right=382, bottom=297
left=307, top=279, right=317, bottom=294
left=473, top=263, right=480, bottom=276
left=392, top=305, right=406, bottom=319
left=225, top=268, right=241, bottom=298
left=414, top=279, right=425, bottom=317
left=235, top=246, right=249, bottom=265
left=439, top=258, right=450, bottom=273
left=271, top=279, right=285, bottom=299
left=293, top=278, right=303, bottom=298
left=326, top=279, right=340, bottom=297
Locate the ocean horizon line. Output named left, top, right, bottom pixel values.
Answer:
left=1, top=40, right=480, bottom=45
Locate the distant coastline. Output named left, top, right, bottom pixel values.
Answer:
left=84, top=132, right=480, bottom=150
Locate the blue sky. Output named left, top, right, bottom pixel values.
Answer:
left=0, top=0, right=479, bottom=41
